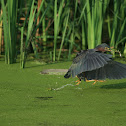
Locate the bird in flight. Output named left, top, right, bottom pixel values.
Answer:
left=64, top=43, right=126, bottom=85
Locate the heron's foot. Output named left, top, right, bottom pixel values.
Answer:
left=75, top=79, right=81, bottom=86
left=92, top=80, right=105, bottom=85
left=85, top=78, right=105, bottom=85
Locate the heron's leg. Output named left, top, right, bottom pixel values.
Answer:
left=75, top=80, right=81, bottom=85
left=92, top=80, right=105, bottom=85
left=85, top=78, right=95, bottom=82
left=75, top=76, right=81, bottom=85
left=92, top=80, right=97, bottom=85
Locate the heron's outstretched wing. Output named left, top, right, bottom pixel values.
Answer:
left=84, top=61, right=126, bottom=80
left=64, top=50, right=112, bottom=78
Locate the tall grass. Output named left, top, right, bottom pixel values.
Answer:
left=1, top=0, right=126, bottom=67
left=57, top=8, right=70, bottom=61
left=53, top=0, right=65, bottom=61
left=85, top=0, right=110, bottom=49
left=1, top=0, right=11, bottom=63
left=42, top=3, right=47, bottom=52
left=20, top=27, right=24, bottom=68
left=1, top=0, right=18, bottom=64
left=68, top=0, right=78, bottom=60
left=20, top=0, right=44, bottom=68
left=0, top=9, right=3, bottom=55
left=20, top=0, right=51, bottom=68
left=107, top=0, right=126, bottom=57
left=19, top=0, right=36, bottom=68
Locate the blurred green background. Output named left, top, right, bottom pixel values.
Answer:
left=0, top=0, right=126, bottom=68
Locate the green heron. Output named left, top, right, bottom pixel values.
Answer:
left=64, top=43, right=126, bottom=85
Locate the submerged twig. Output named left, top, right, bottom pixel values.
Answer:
left=50, top=84, right=74, bottom=91
left=48, top=81, right=83, bottom=91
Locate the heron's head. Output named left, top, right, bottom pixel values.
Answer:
left=94, top=43, right=111, bottom=52
left=94, top=43, right=121, bottom=57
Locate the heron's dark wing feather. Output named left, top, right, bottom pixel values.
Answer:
left=84, top=61, right=126, bottom=80
left=68, top=50, right=112, bottom=77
